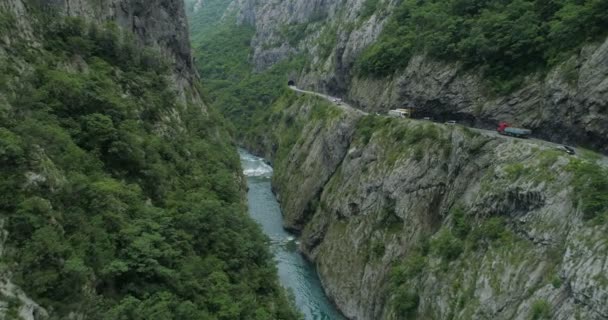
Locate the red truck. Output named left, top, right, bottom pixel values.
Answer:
left=497, top=122, right=532, bottom=138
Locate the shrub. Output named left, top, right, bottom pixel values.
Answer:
left=280, top=23, right=309, bottom=46
left=0, top=128, right=25, bottom=165
left=392, top=252, right=427, bottom=286
left=452, top=206, right=471, bottom=239
left=356, top=116, right=381, bottom=144
left=530, top=299, right=551, bottom=320
left=431, top=229, right=463, bottom=261
left=393, top=287, right=420, bottom=319
left=568, top=160, right=608, bottom=221
left=371, top=240, right=385, bottom=259
left=360, top=0, right=379, bottom=19
left=468, top=217, right=508, bottom=248
left=0, top=11, right=16, bottom=34
left=550, top=274, right=562, bottom=289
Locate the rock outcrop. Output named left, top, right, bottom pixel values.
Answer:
left=2, top=0, right=197, bottom=97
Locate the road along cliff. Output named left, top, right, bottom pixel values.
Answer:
left=229, top=0, right=608, bottom=154
left=183, top=1, right=608, bottom=319
left=245, top=90, right=608, bottom=320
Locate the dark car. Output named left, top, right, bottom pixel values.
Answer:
left=556, top=145, right=575, bottom=155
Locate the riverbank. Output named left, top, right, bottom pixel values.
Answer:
left=239, top=149, right=346, bottom=320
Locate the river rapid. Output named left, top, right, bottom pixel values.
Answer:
left=239, top=149, right=345, bottom=320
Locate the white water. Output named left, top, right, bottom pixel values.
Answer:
left=239, top=149, right=345, bottom=320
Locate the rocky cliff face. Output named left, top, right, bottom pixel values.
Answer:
left=247, top=91, right=608, bottom=320
left=200, top=1, right=608, bottom=318
left=230, top=0, right=608, bottom=154
left=2, top=0, right=197, bottom=96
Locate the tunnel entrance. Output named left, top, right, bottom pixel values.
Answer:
left=288, top=80, right=295, bottom=86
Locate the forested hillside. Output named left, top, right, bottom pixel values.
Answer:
left=189, top=0, right=608, bottom=153
left=358, top=0, right=608, bottom=91
left=186, top=0, right=303, bottom=136
left=0, top=2, right=299, bottom=319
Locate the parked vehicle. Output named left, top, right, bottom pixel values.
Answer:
left=497, top=121, right=531, bottom=138
left=388, top=109, right=408, bottom=118
left=556, top=145, right=575, bottom=155
left=445, top=120, right=456, bottom=125
left=388, top=110, right=405, bottom=118
left=423, top=117, right=432, bottom=121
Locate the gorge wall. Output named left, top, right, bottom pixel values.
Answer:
left=181, top=1, right=608, bottom=319
left=231, top=0, right=608, bottom=154
left=3, top=0, right=197, bottom=89
left=247, top=91, right=608, bottom=320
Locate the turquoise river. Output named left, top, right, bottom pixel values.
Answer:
left=239, top=149, right=345, bottom=320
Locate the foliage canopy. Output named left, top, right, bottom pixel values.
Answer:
left=0, top=11, right=299, bottom=319
left=357, top=0, right=608, bottom=92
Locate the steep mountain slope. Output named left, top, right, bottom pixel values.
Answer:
left=185, top=1, right=608, bottom=319
left=0, top=1, right=299, bottom=319
left=246, top=91, right=608, bottom=320
left=223, top=0, right=608, bottom=153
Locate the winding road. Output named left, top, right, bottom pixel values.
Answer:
left=289, top=86, right=368, bottom=116
left=288, top=85, right=608, bottom=166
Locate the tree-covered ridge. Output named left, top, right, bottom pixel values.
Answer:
left=187, top=9, right=305, bottom=138
left=0, top=10, right=299, bottom=320
left=358, top=0, right=608, bottom=91
left=185, top=0, right=234, bottom=44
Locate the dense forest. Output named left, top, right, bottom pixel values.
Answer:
left=195, top=27, right=304, bottom=136
left=0, top=7, right=299, bottom=319
left=357, top=0, right=608, bottom=91
left=186, top=0, right=304, bottom=136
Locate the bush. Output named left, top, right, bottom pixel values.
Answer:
left=392, top=251, right=427, bottom=286
left=393, top=287, right=419, bottom=319
left=452, top=206, right=471, bottom=239
left=371, top=240, right=385, bottom=258
left=0, top=128, right=25, bottom=165
left=0, top=11, right=16, bottom=34
left=360, top=0, right=380, bottom=19
left=431, top=229, right=463, bottom=261
left=530, top=299, right=551, bottom=320
left=479, top=217, right=507, bottom=240
left=468, top=217, right=509, bottom=248
left=280, top=23, right=309, bottom=46
left=568, top=160, right=608, bottom=221
left=356, top=116, right=381, bottom=144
